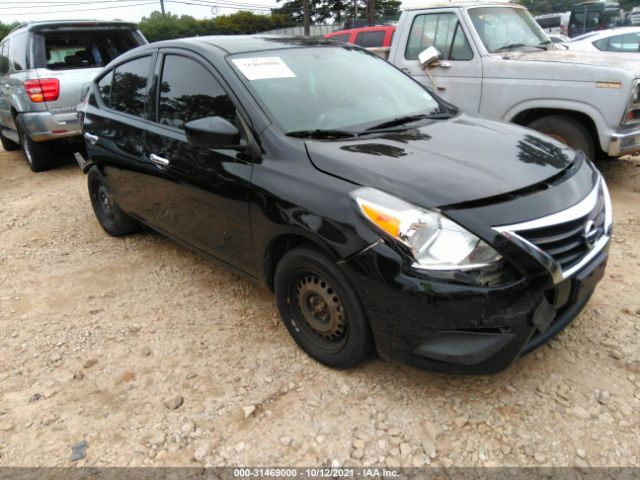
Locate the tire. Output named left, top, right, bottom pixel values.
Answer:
left=0, top=130, right=20, bottom=151
left=87, top=167, right=138, bottom=237
left=16, top=116, right=55, bottom=172
left=274, top=246, right=374, bottom=369
left=527, top=115, right=596, bottom=160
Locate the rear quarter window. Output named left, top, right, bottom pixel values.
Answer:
left=97, top=69, right=114, bottom=106
left=34, top=29, right=143, bottom=70
left=328, top=33, right=351, bottom=43
left=10, top=33, right=30, bottom=71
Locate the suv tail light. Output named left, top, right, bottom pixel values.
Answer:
left=24, top=78, right=60, bottom=103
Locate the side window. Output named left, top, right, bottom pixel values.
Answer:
left=355, top=30, right=386, bottom=47
left=329, top=33, right=351, bottom=43
left=158, top=55, right=235, bottom=130
left=405, top=13, right=473, bottom=61
left=10, top=33, right=29, bottom=72
left=0, top=41, right=10, bottom=75
left=607, top=33, right=640, bottom=52
left=110, top=56, right=150, bottom=118
left=593, top=38, right=610, bottom=51
left=97, top=69, right=114, bottom=106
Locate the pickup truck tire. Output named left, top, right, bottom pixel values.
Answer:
left=17, top=116, right=55, bottom=172
left=527, top=116, right=595, bottom=160
left=0, top=131, right=20, bottom=151
left=274, top=246, right=374, bottom=369
left=87, top=167, right=139, bottom=236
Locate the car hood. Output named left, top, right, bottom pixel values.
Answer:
left=305, top=114, right=575, bottom=208
left=505, top=48, right=640, bottom=75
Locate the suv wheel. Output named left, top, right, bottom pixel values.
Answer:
left=0, top=130, right=20, bottom=151
left=88, top=167, right=138, bottom=236
left=274, top=246, right=374, bottom=369
left=527, top=115, right=596, bottom=160
left=17, top=117, right=54, bottom=172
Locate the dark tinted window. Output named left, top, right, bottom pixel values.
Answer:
left=355, top=30, right=386, bottom=47
left=329, top=33, right=351, bottom=43
left=38, top=30, right=142, bottom=70
left=110, top=56, right=150, bottom=118
left=0, top=41, right=10, bottom=75
left=97, top=69, right=114, bottom=105
left=536, top=16, right=561, bottom=29
left=158, top=55, right=235, bottom=130
left=11, top=33, right=29, bottom=71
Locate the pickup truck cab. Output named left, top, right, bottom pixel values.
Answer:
left=387, top=2, right=640, bottom=159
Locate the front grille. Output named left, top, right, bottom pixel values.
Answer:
left=515, top=189, right=606, bottom=272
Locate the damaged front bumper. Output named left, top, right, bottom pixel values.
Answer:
left=338, top=239, right=608, bottom=375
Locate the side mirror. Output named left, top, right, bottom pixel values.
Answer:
left=185, top=116, right=241, bottom=149
left=418, top=46, right=442, bottom=68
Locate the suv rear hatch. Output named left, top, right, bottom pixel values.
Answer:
left=30, top=23, right=146, bottom=120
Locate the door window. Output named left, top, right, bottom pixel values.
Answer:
left=0, top=41, right=10, bottom=75
left=110, top=56, right=151, bottom=118
left=405, top=13, right=473, bottom=60
left=355, top=30, right=386, bottom=47
left=157, top=54, right=235, bottom=130
left=596, top=33, right=640, bottom=52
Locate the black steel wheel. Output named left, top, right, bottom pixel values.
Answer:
left=87, top=167, right=138, bottom=236
left=274, top=246, right=373, bottom=369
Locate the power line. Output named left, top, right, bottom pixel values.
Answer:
left=0, top=0, right=276, bottom=11
left=2, top=1, right=160, bottom=15
left=0, top=0, right=276, bottom=7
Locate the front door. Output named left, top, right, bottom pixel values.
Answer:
left=141, top=51, right=255, bottom=274
left=391, top=10, right=483, bottom=114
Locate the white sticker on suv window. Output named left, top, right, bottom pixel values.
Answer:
left=232, top=57, right=296, bottom=81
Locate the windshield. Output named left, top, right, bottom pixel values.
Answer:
left=229, top=46, right=443, bottom=133
left=468, top=7, right=549, bottom=53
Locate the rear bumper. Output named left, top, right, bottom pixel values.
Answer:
left=338, top=240, right=609, bottom=375
left=608, top=125, right=640, bottom=156
left=20, top=111, right=81, bottom=142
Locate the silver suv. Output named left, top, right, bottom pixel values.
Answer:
left=0, top=20, right=146, bottom=171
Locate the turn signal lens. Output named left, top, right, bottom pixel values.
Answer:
left=361, top=203, right=401, bottom=238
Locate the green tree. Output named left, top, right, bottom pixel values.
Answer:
left=139, top=12, right=214, bottom=42
left=0, top=21, right=20, bottom=42
left=213, top=11, right=294, bottom=34
left=273, top=0, right=401, bottom=25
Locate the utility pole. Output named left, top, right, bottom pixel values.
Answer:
left=160, top=0, right=166, bottom=16
left=366, top=0, right=374, bottom=25
left=354, top=0, right=358, bottom=23
left=303, top=0, right=310, bottom=36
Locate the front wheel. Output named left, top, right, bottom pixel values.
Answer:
left=527, top=115, right=596, bottom=160
left=274, top=246, right=374, bottom=369
left=87, top=167, right=138, bottom=237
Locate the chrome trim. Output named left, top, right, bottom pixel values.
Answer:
left=411, top=259, right=500, bottom=272
left=493, top=177, right=612, bottom=284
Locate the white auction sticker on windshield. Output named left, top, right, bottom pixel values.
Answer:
left=232, top=57, right=295, bottom=81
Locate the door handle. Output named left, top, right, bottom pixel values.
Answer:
left=400, top=67, right=411, bottom=74
left=150, top=153, right=170, bottom=167
left=436, top=61, right=452, bottom=69
left=84, top=132, right=98, bottom=145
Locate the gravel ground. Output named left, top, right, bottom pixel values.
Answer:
left=0, top=147, right=639, bottom=468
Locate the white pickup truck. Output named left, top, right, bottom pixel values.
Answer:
left=383, top=2, right=640, bottom=159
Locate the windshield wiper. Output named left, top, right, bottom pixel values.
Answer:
left=495, top=43, right=547, bottom=52
left=286, top=129, right=357, bottom=139
left=365, top=112, right=450, bottom=131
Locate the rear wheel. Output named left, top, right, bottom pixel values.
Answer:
left=87, top=167, right=138, bottom=236
left=274, top=246, right=374, bottom=369
left=527, top=115, right=596, bottom=160
left=17, top=116, right=54, bottom=172
left=0, top=130, right=20, bottom=151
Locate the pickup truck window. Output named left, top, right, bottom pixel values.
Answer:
left=405, top=13, right=473, bottom=61
left=468, top=7, right=547, bottom=53
left=356, top=30, right=386, bottom=47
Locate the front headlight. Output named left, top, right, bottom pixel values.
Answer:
left=352, top=188, right=502, bottom=270
left=622, top=79, right=640, bottom=125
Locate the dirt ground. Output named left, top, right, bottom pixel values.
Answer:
left=0, top=146, right=638, bottom=468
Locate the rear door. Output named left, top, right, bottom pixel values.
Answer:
left=82, top=53, right=156, bottom=215
left=391, top=9, right=483, bottom=113
left=140, top=50, right=255, bottom=272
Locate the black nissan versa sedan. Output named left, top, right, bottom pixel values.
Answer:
left=76, top=36, right=612, bottom=375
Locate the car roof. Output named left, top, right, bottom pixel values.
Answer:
left=570, top=26, right=640, bottom=42
left=10, top=20, right=138, bottom=35
left=403, top=1, right=523, bottom=10
left=150, top=35, right=344, bottom=55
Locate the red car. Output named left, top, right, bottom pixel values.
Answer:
left=324, top=25, right=396, bottom=48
